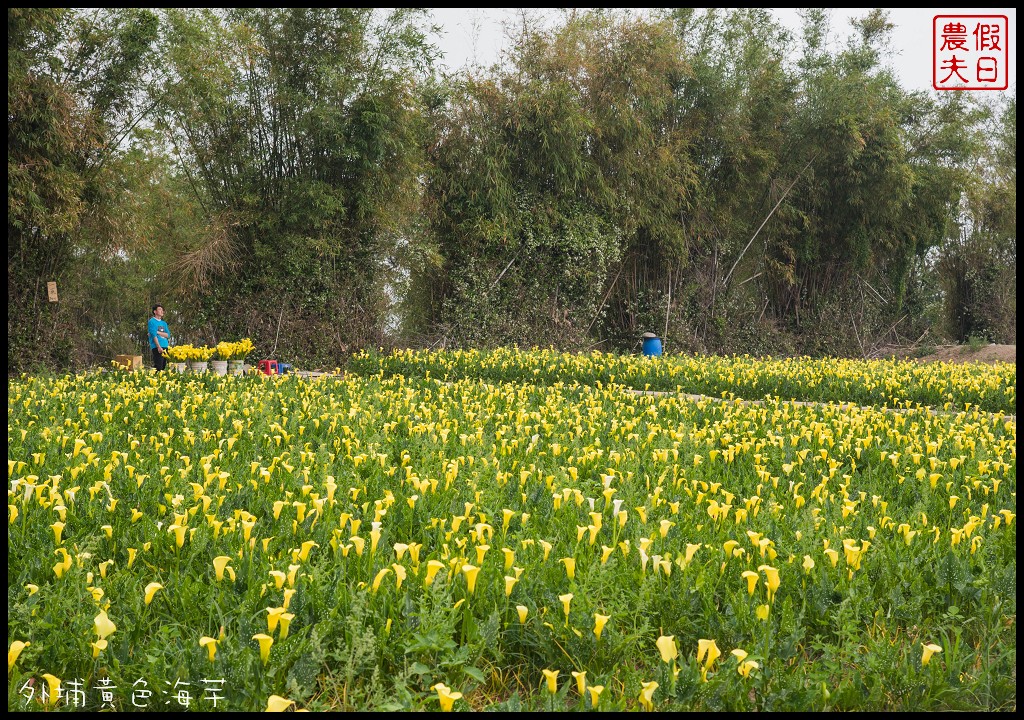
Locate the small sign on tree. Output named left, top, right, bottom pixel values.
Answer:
left=47, top=281, right=59, bottom=302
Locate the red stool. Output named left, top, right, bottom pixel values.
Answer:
left=257, top=359, right=279, bottom=375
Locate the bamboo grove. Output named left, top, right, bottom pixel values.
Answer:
left=7, top=9, right=1017, bottom=372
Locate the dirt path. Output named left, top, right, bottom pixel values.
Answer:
left=889, top=343, right=1015, bottom=365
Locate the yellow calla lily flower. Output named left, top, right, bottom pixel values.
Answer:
left=461, top=564, right=480, bottom=594
left=741, top=570, right=759, bottom=595
left=144, top=582, right=164, bottom=605
left=98, top=559, right=114, bottom=579
left=425, top=560, right=445, bottom=586
left=502, top=508, right=516, bottom=531
left=371, top=568, right=391, bottom=593
left=921, top=643, right=942, bottom=666
left=168, top=524, right=187, bottom=548
left=697, top=638, right=721, bottom=680
left=757, top=565, right=780, bottom=601
left=42, top=673, right=61, bottom=706
left=432, top=683, right=463, bottom=712
left=738, top=659, right=760, bottom=677
left=638, top=680, right=659, bottom=711
left=298, top=540, right=318, bottom=562
left=94, top=609, right=117, bottom=640
left=267, top=606, right=285, bottom=632
left=559, top=593, right=573, bottom=620
left=213, top=556, right=232, bottom=582
left=253, top=633, right=274, bottom=664
left=541, top=668, right=560, bottom=694
left=656, top=635, right=678, bottom=663
left=588, top=684, right=605, bottom=708
left=475, top=543, right=490, bottom=565
left=199, top=636, right=218, bottom=661
left=571, top=670, right=587, bottom=695
left=279, top=613, right=295, bottom=640
left=516, top=605, right=529, bottom=624
left=594, top=613, right=610, bottom=639
left=697, top=638, right=720, bottom=667
left=266, top=695, right=295, bottom=712
left=8, top=640, right=30, bottom=674
left=560, top=557, right=576, bottom=579
left=392, top=563, right=408, bottom=590
left=538, top=539, right=552, bottom=561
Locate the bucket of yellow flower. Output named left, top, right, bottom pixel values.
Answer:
left=235, top=338, right=254, bottom=375
left=211, top=341, right=231, bottom=376
left=164, top=345, right=190, bottom=373
left=190, top=346, right=215, bottom=373
left=218, top=338, right=254, bottom=376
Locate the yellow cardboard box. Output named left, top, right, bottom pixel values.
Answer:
left=113, top=354, right=143, bottom=371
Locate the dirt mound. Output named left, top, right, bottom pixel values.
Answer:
left=893, top=343, right=1016, bottom=365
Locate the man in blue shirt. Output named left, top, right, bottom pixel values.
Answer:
left=148, top=304, right=170, bottom=371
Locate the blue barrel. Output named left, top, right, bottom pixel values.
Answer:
left=278, top=362, right=293, bottom=374
left=642, top=334, right=663, bottom=357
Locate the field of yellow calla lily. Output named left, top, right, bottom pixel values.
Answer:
left=7, top=350, right=1016, bottom=711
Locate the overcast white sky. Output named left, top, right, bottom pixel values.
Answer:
left=427, top=8, right=1016, bottom=94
